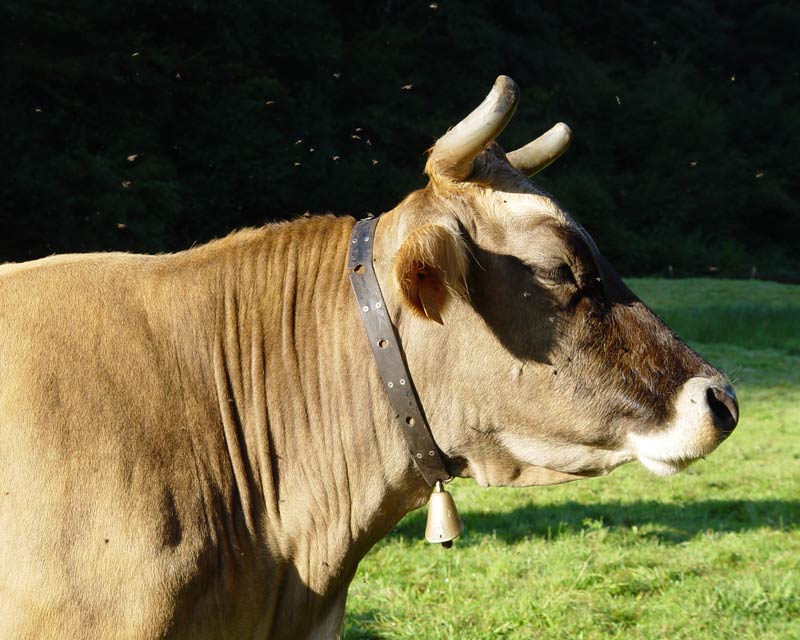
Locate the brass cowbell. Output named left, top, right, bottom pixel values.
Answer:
left=425, top=480, right=463, bottom=548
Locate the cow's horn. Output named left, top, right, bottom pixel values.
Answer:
left=507, top=122, right=572, bottom=177
left=429, top=75, right=520, bottom=181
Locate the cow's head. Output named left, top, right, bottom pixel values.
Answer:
left=377, top=76, right=738, bottom=488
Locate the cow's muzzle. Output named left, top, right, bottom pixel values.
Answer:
left=629, top=376, right=740, bottom=476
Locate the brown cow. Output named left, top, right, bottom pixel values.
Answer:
left=0, top=76, right=737, bottom=639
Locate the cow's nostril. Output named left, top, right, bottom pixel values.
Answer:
left=706, top=386, right=739, bottom=433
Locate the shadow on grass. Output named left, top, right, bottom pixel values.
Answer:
left=388, top=499, right=799, bottom=546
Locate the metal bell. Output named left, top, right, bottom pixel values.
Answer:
left=425, top=481, right=463, bottom=547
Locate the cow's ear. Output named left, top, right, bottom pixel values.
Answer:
left=393, top=225, right=468, bottom=324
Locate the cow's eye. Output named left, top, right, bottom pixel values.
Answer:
left=530, top=263, right=576, bottom=287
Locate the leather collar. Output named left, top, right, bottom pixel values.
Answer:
left=347, top=216, right=452, bottom=487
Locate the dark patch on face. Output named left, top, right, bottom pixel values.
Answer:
left=564, top=226, right=718, bottom=427
left=561, top=295, right=717, bottom=428
left=468, top=242, right=560, bottom=365
left=466, top=221, right=720, bottom=431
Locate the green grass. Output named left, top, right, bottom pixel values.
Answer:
left=630, top=278, right=800, bottom=355
left=343, top=279, right=800, bottom=639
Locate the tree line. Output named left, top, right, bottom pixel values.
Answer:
left=2, top=0, right=798, bottom=279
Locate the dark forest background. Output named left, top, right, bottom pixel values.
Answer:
left=1, top=1, right=798, bottom=279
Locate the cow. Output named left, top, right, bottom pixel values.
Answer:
left=0, top=76, right=738, bottom=639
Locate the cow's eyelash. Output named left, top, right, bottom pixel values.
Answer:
left=529, top=264, right=576, bottom=286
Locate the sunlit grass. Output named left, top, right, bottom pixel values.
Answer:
left=343, top=278, right=800, bottom=639
left=630, top=278, right=800, bottom=354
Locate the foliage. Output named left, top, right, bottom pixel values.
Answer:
left=343, top=277, right=800, bottom=639
left=1, top=1, right=798, bottom=279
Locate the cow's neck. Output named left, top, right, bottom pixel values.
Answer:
left=186, top=214, right=430, bottom=634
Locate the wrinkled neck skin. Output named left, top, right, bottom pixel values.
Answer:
left=176, top=216, right=431, bottom=638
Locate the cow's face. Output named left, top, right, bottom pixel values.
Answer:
left=381, top=77, right=738, bottom=487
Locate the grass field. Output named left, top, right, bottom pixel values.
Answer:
left=343, top=278, right=800, bottom=639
